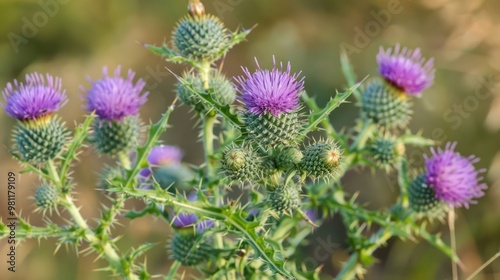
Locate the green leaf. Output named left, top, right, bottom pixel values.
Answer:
left=117, top=188, right=295, bottom=279
left=340, top=50, right=362, bottom=101
left=144, top=43, right=196, bottom=66
left=399, top=132, right=436, bottom=147
left=301, top=83, right=361, bottom=136
left=123, top=104, right=175, bottom=190
left=60, top=113, right=95, bottom=185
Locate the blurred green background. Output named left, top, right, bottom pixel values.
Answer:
left=1, top=0, right=499, bottom=279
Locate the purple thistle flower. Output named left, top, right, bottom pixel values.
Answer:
left=2, top=73, right=67, bottom=121
left=235, top=57, right=304, bottom=116
left=196, top=220, right=214, bottom=233
left=83, top=66, right=148, bottom=121
left=425, top=142, right=487, bottom=208
left=147, top=145, right=183, bottom=166
left=304, top=209, right=317, bottom=223
left=172, top=212, right=198, bottom=228
left=377, top=44, right=435, bottom=96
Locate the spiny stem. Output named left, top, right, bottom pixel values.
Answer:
left=335, top=253, right=360, bottom=280
left=47, top=160, right=138, bottom=280
left=47, top=160, right=62, bottom=189
left=118, top=152, right=132, bottom=169
left=349, top=121, right=374, bottom=152
left=198, top=60, right=225, bottom=272
left=165, top=261, right=181, bottom=280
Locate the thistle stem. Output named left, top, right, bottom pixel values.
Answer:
left=349, top=121, right=374, bottom=152
left=198, top=60, right=225, bottom=269
left=166, top=261, right=181, bottom=280
left=47, top=160, right=137, bottom=279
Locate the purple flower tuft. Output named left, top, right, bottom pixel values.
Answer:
left=425, top=142, right=487, bottom=208
left=83, top=66, right=148, bottom=121
left=147, top=145, right=183, bottom=166
left=377, top=44, right=435, bottom=95
left=304, top=209, right=317, bottom=223
left=2, top=73, right=67, bottom=121
left=196, top=220, right=214, bottom=233
left=235, top=57, right=304, bottom=116
left=173, top=212, right=198, bottom=228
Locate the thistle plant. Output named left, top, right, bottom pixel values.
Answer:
left=1, top=1, right=494, bottom=279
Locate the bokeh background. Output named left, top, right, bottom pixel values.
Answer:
left=1, top=0, right=499, bottom=279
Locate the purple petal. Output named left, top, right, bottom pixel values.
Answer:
left=425, top=142, right=487, bottom=208
left=234, top=56, right=304, bottom=116
left=2, top=73, right=67, bottom=120
left=377, top=44, right=435, bottom=95
left=83, top=66, right=148, bottom=121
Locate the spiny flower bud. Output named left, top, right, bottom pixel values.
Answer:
left=35, top=184, right=58, bottom=209
left=92, top=116, right=140, bottom=156
left=236, top=57, right=305, bottom=148
left=172, top=14, right=230, bottom=62
left=369, top=137, right=405, bottom=169
left=408, top=174, right=446, bottom=217
left=2, top=73, right=68, bottom=164
left=13, top=117, right=67, bottom=164
left=171, top=230, right=213, bottom=266
left=274, top=146, right=303, bottom=170
left=244, top=111, right=303, bottom=148
left=177, top=71, right=236, bottom=110
left=221, top=144, right=261, bottom=183
left=301, top=141, right=343, bottom=180
left=361, top=78, right=412, bottom=129
left=83, top=66, right=147, bottom=156
left=98, top=165, right=124, bottom=190
left=269, top=185, right=300, bottom=213
left=169, top=209, right=214, bottom=266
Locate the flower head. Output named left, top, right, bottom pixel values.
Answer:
left=83, top=66, right=148, bottom=121
left=425, top=142, right=487, bottom=208
left=147, top=145, right=183, bottom=166
left=196, top=220, right=214, bottom=233
left=235, top=57, right=304, bottom=116
left=377, top=44, right=435, bottom=95
left=172, top=212, right=198, bottom=228
left=2, top=73, right=67, bottom=121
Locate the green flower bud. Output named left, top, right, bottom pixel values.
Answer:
left=172, top=15, right=230, bottom=62
left=92, top=116, right=140, bottom=156
left=98, top=165, right=124, bottom=190
left=177, top=71, right=236, bottom=110
left=35, top=184, right=58, bottom=209
left=221, top=144, right=261, bottom=183
left=274, top=146, right=303, bottom=170
left=13, top=116, right=67, bottom=164
left=301, top=141, right=343, bottom=180
left=244, top=111, right=303, bottom=149
left=170, top=229, right=213, bottom=266
left=361, top=79, right=412, bottom=129
left=269, top=185, right=300, bottom=213
left=408, top=174, right=447, bottom=218
left=369, top=137, right=405, bottom=169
